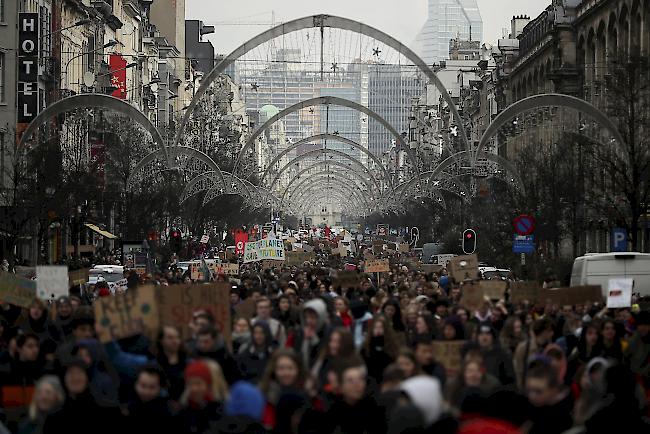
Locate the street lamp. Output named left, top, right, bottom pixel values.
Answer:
left=40, top=19, right=91, bottom=41
left=63, top=39, right=119, bottom=89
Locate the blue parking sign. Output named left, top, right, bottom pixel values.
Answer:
left=611, top=228, right=627, bottom=252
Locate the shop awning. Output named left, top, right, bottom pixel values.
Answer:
left=85, top=223, right=118, bottom=240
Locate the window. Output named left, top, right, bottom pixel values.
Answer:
left=0, top=0, right=5, bottom=22
left=40, top=6, right=52, bottom=65
left=0, top=52, right=4, bottom=103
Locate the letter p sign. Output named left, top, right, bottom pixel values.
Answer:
left=611, top=228, right=627, bottom=252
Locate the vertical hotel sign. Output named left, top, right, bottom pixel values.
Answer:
left=18, top=13, right=39, bottom=127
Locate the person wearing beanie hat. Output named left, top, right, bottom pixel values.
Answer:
left=177, top=359, right=226, bottom=434
left=54, top=296, right=75, bottom=338
left=476, top=323, right=516, bottom=386
left=400, top=375, right=444, bottom=427
left=214, top=381, right=266, bottom=434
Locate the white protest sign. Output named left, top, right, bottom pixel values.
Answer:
left=607, top=278, right=633, bottom=308
left=244, top=239, right=285, bottom=263
left=36, top=266, right=69, bottom=300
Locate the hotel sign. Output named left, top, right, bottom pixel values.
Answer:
left=17, top=13, right=39, bottom=124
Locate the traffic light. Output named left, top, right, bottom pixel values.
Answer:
left=462, top=229, right=477, bottom=254
left=170, top=229, right=182, bottom=253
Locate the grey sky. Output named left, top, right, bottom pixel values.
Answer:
left=186, top=0, right=549, bottom=55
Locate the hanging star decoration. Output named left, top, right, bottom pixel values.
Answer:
left=449, top=125, right=458, bottom=137
left=331, top=62, right=338, bottom=72
left=372, top=47, right=381, bottom=57
left=251, top=83, right=259, bottom=91
left=309, top=107, right=314, bottom=114
left=333, top=130, right=339, bottom=135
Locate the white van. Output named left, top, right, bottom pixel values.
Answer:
left=570, top=252, right=650, bottom=296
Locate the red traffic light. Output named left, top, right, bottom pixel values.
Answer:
left=466, top=233, right=473, bottom=239
left=171, top=230, right=181, bottom=238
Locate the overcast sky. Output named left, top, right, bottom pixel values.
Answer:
left=186, top=0, right=549, bottom=55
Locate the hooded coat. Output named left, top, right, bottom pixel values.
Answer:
left=288, top=298, right=329, bottom=369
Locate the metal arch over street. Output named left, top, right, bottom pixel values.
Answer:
left=19, top=94, right=168, bottom=163
left=202, top=171, right=254, bottom=206
left=288, top=181, right=372, bottom=214
left=280, top=170, right=374, bottom=204
left=285, top=175, right=371, bottom=207
left=269, top=148, right=380, bottom=191
left=425, top=150, right=525, bottom=193
left=293, top=192, right=359, bottom=217
left=280, top=160, right=382, bottom=192
left=293, top=192, right=360, bottom=216
left=238, top=97, right=412, bottom=181
left=127, top=146, right=226, bottom=188
left=474, top=93, right=627, bottom=163
left=281, top=171, right=372, bottom=207
left=175, top=14, right=469, bottom=153
left=260, top=133, right=393, bottom=188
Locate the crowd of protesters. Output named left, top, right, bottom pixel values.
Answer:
left=1, top=248, right=649, bottom=434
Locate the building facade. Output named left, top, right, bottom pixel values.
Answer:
left=414, top=0, right=484, bottom=65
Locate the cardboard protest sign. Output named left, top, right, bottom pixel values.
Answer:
left=399, top=244, right=410, bottom=253
left=459, top=283, right=484, bottom=312
left=94, top=286, right=159, bottom=343
left=68, top=268, right=90, bottom=287
left=234, top=298, right=257, bottom=320
left=212, top=263, right=240, bottom=276
left=189, top=261, right=207, bottom=281
left=0, top=273, right=36, bottom=308
left=509, top=281, right=541, bottom=303
left=420, top=264, right=443, bottom=274
left=433, top=254, right=455, bottom=266
left=448, top=255, right=480, bottom=282
left=540, top=285, right=603, bottom=306
left=36, top=266, right=69, bottom=300
left=607, top=278, right=633, bottom=309
left=334, top=271, right=364, bottom=289
left=372, top=245, right=384, bottom=255
left=479, top=280, right=507, bottom=300
left=286, top=251, right=315, bottom=266
left=158, top=283, right=231, bottom=342
left=365, top=259, right=390, bottom=273
left=432, top=340, right=465, bottom=378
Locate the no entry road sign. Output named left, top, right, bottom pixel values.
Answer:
left=513, top=214, right=536, bottom=236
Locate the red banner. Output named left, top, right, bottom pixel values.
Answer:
left=109, top=54, right=127, bottom=99
left=234, top=230, right=249, bottom=255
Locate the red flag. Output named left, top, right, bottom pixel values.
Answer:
left=325, top=226, right=331, bottom=239
left=234, top=230, right=248, bottom=255
left=109, top=54, right=127, bottom=99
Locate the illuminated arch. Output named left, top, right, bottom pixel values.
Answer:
left=175, top=14, right=469, bottom=152
left=282, top=171, right=372, bottom=207
left=475, top=93, right=626, bottom=163
left=269, top=148, right=381, bottom=191
left=260, top=132, right=393, bottom=187
left=279, top=160, right=382, bottom=192
left=19, top=94, right=168, bottom=163
left=280, top=169, right=375, bottom=204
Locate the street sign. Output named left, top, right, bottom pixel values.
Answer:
left=513, top=234, right=535, bottom=254
left=611, top=228, right=627, bottom=252
left=512, top=214, right=536, bottom=236
left=377, top=224, right=388, bottom=237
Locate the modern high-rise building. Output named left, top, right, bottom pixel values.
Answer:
left=414, top=0, right=483, bottom=65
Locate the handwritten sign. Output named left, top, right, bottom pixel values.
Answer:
left=459, top=283, right=484, bottom=312
left=334, top=271, right=365, bottom=289
left=36, top=266, right=69, bottom=300
left=420, top=264, right=443, bottom=274
left=365, top=259, right=390, bottom=273
left=94, top=286, right=159, bottom=343
left=0, top=274, right=36, bottom=308
left=432, top=340, right=465, bottom=378
left=509, top=281, right=541, bottom=303
left=540, top=285, right=603, bottom=306
left=244, top=239, right=285, bottom=263
left=479, top=280, right=507, bottom=300
left=448, top=254, right=479, bottom=282
left=158, top=283, right=231, bottom=342
left=286, top=251, right=315, bottom=266
left=399, top=244, right=410, bottom=253
left=68, top=268, right=90, bottom=287
left=607, top=278, right=633, bottom=309
left=212, top=263, right=240, bottom=276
